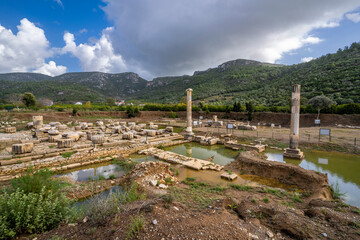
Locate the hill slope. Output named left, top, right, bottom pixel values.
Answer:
left=0, top=42, right=359, bottom=105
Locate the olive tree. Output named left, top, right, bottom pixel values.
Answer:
left=22, top=92, right=36, bottom=107
left=308, top=95, right=335, bottom=119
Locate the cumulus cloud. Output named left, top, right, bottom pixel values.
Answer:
left=346, top=12, right=360, bottom=23
left=301, top=57, right=314, bottom=62
left=0, top=18, right=66, bottom=75
left=61, top=27, right=128, bottom=73
left=33, top=61, right=67, bottom=76
left=101, top=0, right=360, bottom=77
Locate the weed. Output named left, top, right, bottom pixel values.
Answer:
left=98, top=175, right=106, bottom=180
left=174, top=169, right=179, bottom=176
left=352, top=208, right=360, bottom=214
left=209, top=186, right=226, bottom=192
left=251, top=198, right=257, bottom=203
left=10, top=168, right=67, bottom=196
left=126, top=214, right=145, bottom=240
left=228, top=203, right=237, bottom=210
left=164, top=177, right=172, bottom=185
left=161, top=194, right=174, bottom=203
left=291, top=193, right=303, bottom=203
left=261, top=188, right=287, bottom=198
left=230, top=184, right=253, bottom=191
left=89, top=227, right=97, bottom=234
left=61, top=152, right=75, bottom=158
left=109, top=174, right=115, bottom=180
left=330, top=182, right=346, bottom=200
left=262, top=197, right=269, bottom=203
left=185, top=177, right=195, bottom=182
left=112, top=158, right=138, bottom=173
left=49, top=145, right=55, bottom=148
left=321, top=209, right=327, bottom=215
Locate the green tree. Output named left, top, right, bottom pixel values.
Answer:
left=245, top=101, right=254, bottom=121
left=22, top=92, right=36, bottom=107
left=126, top=105, right=139, bottom=118
left=308, top=95, right=335, bottom=119
left=107, top=97, right=115, bottom=106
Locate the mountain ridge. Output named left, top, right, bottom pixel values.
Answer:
left=0, top=42, right=359, bottom=105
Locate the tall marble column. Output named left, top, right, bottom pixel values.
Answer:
left=186, top=88, right=193, bottom=133
left=184, top=88, right=194, bottom=140
left=284, top=85, right=304, bottom=159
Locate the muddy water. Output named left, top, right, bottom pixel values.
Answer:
left=265, top=149, right=360, bottom=207
left=164, top=142, right=238, bottom=165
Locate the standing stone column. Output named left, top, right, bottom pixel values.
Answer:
left=284, top=85, right=304, bottom=159
left=184, top=88, right=194, bottom=140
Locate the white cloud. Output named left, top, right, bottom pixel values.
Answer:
left=301, top=57, right=314, bottom=62
left=101, top=0, right=360, bottom=77
left=0, top=18, right=66, bottom=75
left=33, top=61, right=67, bottom=76
left=346, top=12, right=360, bottom=23
left=61, top=27, right=127, bottom=73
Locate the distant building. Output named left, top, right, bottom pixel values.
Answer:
left=115, top=100, right=125, bottom=106
left=74, top=102, right=83, bottom=105
left=38, top=98, right=54, bottom=107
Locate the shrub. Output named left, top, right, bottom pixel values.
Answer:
left=126, top=105, right=139, bottom=118
left=168, top=111, right=178, bottom=118
left=0, top=188, right=70, bottom=238
left=10, top=168, right=65, bottom=196
left=126, top=214, right=145, bottom=240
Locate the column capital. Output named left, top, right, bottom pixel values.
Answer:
left=186, top=88, right=193, bottom=92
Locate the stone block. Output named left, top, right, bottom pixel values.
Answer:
left=5, top=127, right=16, bottom=133
left=12, top=143, right=34, bottom=154
left=221, top=172, right=238, bottom=181
left=92, top=135, right=105, bottom=144
left=48, top=135, right=62, bottom=143
left=57, top=139, right=74, bottom=148
left=122, top=132, right=134, bottom=140
left=57, top=125, right=67, bottom=130
left=165, top=126, right=173, bottom=132
left=74, top=126, right=82, bottom=131
left=146, top=130, right=156, bottom=137
left=208, top=138, right=218, bottom=145
left=48, top=130, right=60, bottom=135
left=150, top=125, right=158, bottom=130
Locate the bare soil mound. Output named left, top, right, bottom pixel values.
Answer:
left=225, top=151, right=332, bottom=200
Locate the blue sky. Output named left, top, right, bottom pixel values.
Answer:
left=0, top=0, right=359, bottom=79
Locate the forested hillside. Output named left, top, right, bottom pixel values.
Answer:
left=0, top=42, right=359, bottom=106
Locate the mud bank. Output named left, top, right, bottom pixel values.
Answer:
left=225, top=151, right=332, bottom=200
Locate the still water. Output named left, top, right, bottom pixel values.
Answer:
left=61, top=142, right=360, bottom=208
left=265, top=149, right=360, bottom=207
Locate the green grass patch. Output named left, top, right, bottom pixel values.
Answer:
left=330, top=182, right=346, bottom=200
left=229, top=184, right=253, bottom=191
left=61, top=151, right=75, bottom=158
left=262, top=197, right=269, bottom=203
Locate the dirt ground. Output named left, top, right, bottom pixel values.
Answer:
left=30, top=154, right=360, bottom=240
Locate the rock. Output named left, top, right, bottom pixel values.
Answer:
left=152, top=219, right=157, bottom=225
left=83, top=216, right=88, bottom=223
left=158, top=184, right=168, bottom=189
left=174, top=206, right=179, bottom=211
left=248, top=233, right=259, bottom=240
left=321, top=233, right=327, bottom=237
left=266, top=230, right=274, bottom=238
left=150, top=180, right=158, bottom=186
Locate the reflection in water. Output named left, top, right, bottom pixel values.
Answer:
left=73, top=186, right=124, bottom=209
left=318, top=158, right=328, bottom=165
left=57, top=163, right=126, bottom=182
left=265, top=149, right=360, bottom=207
left=164, top=142, right=238, bottom=166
